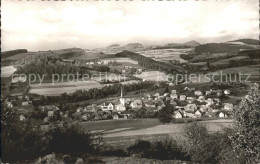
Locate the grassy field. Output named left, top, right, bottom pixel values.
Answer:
left=81, top=118, right=233, bottom=149
left=1, top=66, right=17, bottom=77
left=134, top=71, right=169, bottom=81
left=101, top=58, right=138, bottom=65
left=29, top=81, right=104, bottom=96
left=138, top=48, right=192, bottom=63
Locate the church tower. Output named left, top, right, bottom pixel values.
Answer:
left=119, top=86, right=125, bottom=106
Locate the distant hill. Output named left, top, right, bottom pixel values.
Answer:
left=1, top=49, right=28, bottom=59
left=194, top=42, right=256, bottom=55
left=153, top=40, right=200, bottom=49
left=228, top=39, right=260, bottom=45
left=95, top=43, right=145, bottom=54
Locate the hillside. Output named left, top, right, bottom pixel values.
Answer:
left=95, top=43, right=146, bottom=54
left=116, top=50, right=184, bottom=73
left=228, top=38, right=260, bottom=45
left=153, top=40, right=200, bottom=49
left=194, top=43, right=255, bottom=55
left=1, top=49, right=28, bottom=59
left=1, top=48, right=87, bottom=65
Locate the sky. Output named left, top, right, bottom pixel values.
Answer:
left=1, top=0, right=259, bottom=51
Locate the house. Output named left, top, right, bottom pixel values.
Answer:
left=22, top=101, right=29, bottom=106
left=6, top=101, right=13, bottom=108
left=195, top=91, right=203, bottom=96
left=185, top=104, right=197, bottom=112
left=19, top=115, right=25, bottom=121
left=180, top=95, right=186, bottom=101
left=224, top=103, right=233, bottom=111
left=82, top=114, right=88, bottom=121
left=184, top=87, right=190, bottom=91
left=169, top=83, right=174, bottom=86
left=101, top=102, right=114, bottom=111
left=130, top=99, right=143, bottom=109
left=170, top=100, right=177, bottom=106
left=48, top=111, right=54, bottom=117
left=186, top=97, right=195, bottom=103
left=200, top=105, right=208, bottom=112
left=198, top=96, right=205, bottom=101
left=214, top=98, right=220, bottom=103
left=113, top=114, right=119, bottom=120
left=172, top=111, right=183, bottom=119
left=44, top=117, right=49, bottom=123
left=153, top=93, right=160, bottom=97
left=205, top=91, right=212, bottom=95
left=195, top=110, right=202, bottom=118
left=85, top=104, right=98, bottom=113
left=224, top=90, right=231, bottom=95
left=115, top=103, right=126, bottom=111
left=206, top=98, right=214, bottom=105
left=170, top=94, right=178, bottom=100
left=143, top=100, right=156, bottom=108
left=219, top=112, right=228, bottom=118
left=216, top=90, right=223, bottom=97
left=171, top=90, right=177, bottom=94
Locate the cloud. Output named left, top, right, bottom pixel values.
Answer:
left=1, top=0, right=259, bottom=51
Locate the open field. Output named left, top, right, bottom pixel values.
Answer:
left=138, top=48, right=192, bottom=63
left=81, top=119, right=233, bottom=149
left=212, top=55, right=250, bottom=65
left=29, top=81, right=104, bottom=96
left=100, top=57, right=138, bottom=65
left=134, top=71, right=169, bottom=81
left=1, top=66, right=17, bottom=77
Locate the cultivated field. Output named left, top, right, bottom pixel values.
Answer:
left=101, top=58, right=138, bottom=65
left=138, top=48, right=192, bottom=63
left=134, top=71, right=169, bottom=81
left=29, top=81, right=104, bottom=96
left=81, top=119, right=233, bottom=149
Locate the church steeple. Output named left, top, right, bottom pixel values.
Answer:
left=120, top=86, right=125, bottom=106
left=121, top=86, right=123, bottom=97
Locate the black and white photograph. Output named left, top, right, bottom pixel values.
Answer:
left=1, top=0, right=260, bottom=163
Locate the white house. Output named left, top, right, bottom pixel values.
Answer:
left=185, top=104, right=197, bottom=112
left=224, top=103, right=233, bottom=111
left=205, top=91, right=212, bottom=95
left=200, top=105, right=208, bottom=112
left=48, top=111, right=54, bottom=117
left=130, top=99, right=143, bottom=109
left=19, top=115, right=26, bottom=121
left=173, top=111, right=183, bottom=119
left=186, top=97, right=195, bottom=103
left=180, top=95, right=186, bottom=101
left=219, top=112, right=228, bottom=118
left=198, top=96, right=205, bottom=101
left=101, top=102, right=114, bottom=111
left=195, top=110, right=202, bottom=118
left=171, top=90, right=177, bottom=94
left=22, top=101, right=29, bottom=106
left=170, top=94, right=178, bottom=100
left=195, top=91, right=203, bottom=96
left=224, top=90, right=231, bottom=95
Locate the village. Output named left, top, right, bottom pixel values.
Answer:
left=3, top=84, right=235, bottom=124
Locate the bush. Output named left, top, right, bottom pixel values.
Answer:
left=127, top=139, right=188, bottom=160
left=182, top=122, right=245, bottom=163
left=48, top=122, right=99, bottom=154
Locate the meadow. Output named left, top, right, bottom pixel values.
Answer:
left=81, top=118, right=233, bottom=149
left=100, top=57, right=138, bottom=65
left=138, top=48, right=192, bottom=63
left=134, top=71, right=169, bottom=81
left=29, top=81, right=104, bottom=96
left=1, top=66, right=17, bottom=77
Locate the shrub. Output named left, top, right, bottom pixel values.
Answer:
left=48, top=122, right=99, bottom=154
left=127, top=139, right=188, bottom=160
